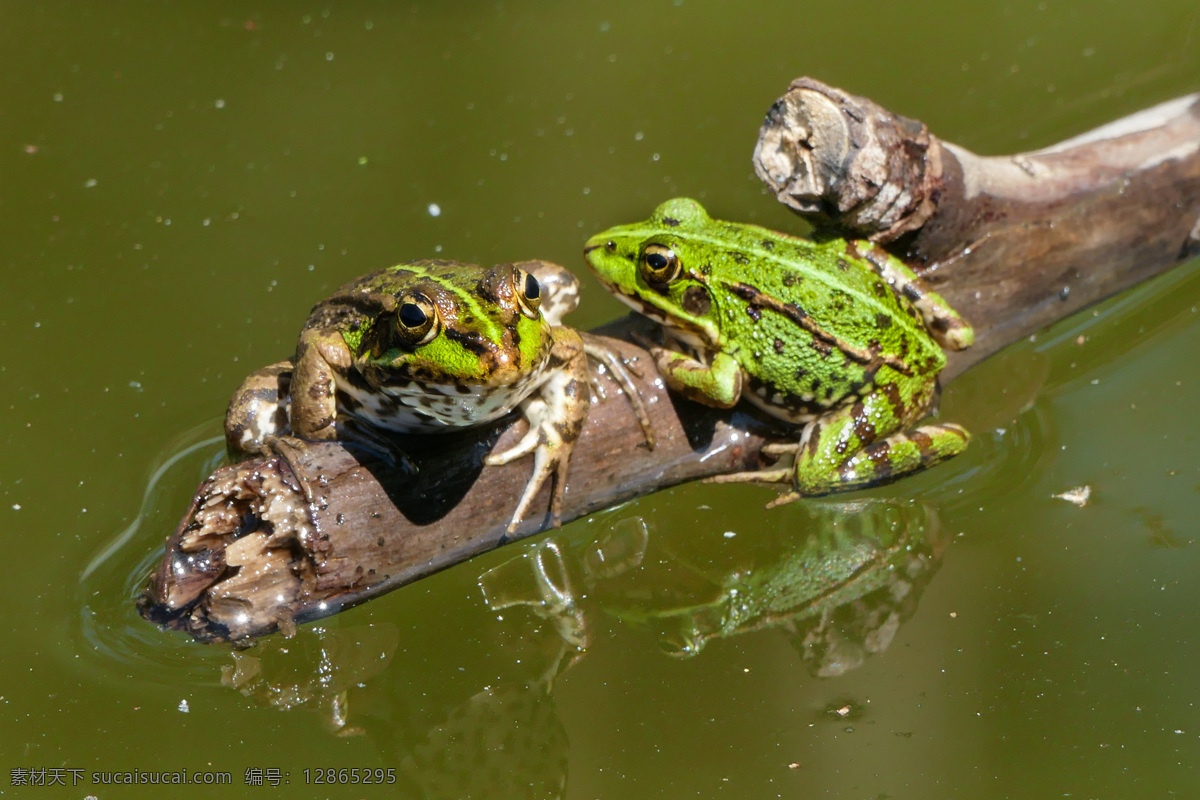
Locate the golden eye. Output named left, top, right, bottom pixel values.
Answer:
left=394, top=292, right=440, bottom=347
left=514, top=267, right=542, bottom=319
left=639, top=242, right=681, bottom=285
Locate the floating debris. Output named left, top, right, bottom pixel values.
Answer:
left=1052, top=485, right=1091, bottom=507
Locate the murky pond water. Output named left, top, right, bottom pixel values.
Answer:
left=4, top=2, right=1200, bottom=797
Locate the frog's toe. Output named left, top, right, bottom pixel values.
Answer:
left=704, top=467, right=802, bottom=509
left=503, top=445, right=568, bottom=534
left=705, top=467, right=794, bottom=486
left=764, top=491, right=802, bottom=510
left=485, top=434, right=540, bottom=467
left=582, top=339, right=657, bottom=451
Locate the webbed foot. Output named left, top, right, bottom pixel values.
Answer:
left=705, top=406, right=970, bottom=507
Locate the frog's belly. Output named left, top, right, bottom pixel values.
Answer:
left=336, top=373, right=540, bottom=433
left=742, top=374, right=837, bottom=424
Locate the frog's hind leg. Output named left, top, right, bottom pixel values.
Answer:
left=852, top=242, right=974, bottom=352
left=224, top=360, right=293, bottom=456
left=708, top=385, right=970, bottom=506
left=759, top=421, right=970, bottom=508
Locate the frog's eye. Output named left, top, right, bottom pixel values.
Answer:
left=638, top=243, right=681, bottom=285
left=394, top=292, right=440, bottom=347
left=514, top=267, right=542, bottom=319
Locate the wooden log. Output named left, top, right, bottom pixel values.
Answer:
left=139, top=79, right=1200, bottom=642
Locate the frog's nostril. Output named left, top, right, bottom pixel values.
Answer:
left=605, top=240, right=617, bottom=251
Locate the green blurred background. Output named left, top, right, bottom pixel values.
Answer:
left=3, top=1, right=1199, bottom=797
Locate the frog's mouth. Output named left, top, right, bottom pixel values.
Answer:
left=609, top=288, right=669, bottom=325
left=607, top=288, right=716, bottom=350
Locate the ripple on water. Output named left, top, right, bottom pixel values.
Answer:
left=74, top=419, right=236, bottom=684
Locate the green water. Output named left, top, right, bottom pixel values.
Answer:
left=4, top=1, right=1200, bottom=797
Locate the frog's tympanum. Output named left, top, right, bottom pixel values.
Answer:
left=225, top=259, right=635, bottom=532
left=585, top=198, right=973, bottom=505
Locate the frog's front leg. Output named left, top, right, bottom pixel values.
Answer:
left=710, top=382, right=969, bottom=506
left=581, top=338, right=656, bottom=450
left=289, top=329, right=348, bottom=441
left=289, top=329, right=402, bottom=463
left=652, top=346, right=743, bottom=409
left=854, top=243, right=975, bottom=351
left=485, top=328, right=591, bottom=533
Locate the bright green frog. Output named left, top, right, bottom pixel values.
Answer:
left=225, top=259, right=642, bottom=532
left=584, top=198, right=973, bottom=505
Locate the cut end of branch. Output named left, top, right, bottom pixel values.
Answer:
left=138, top=456, right=318, bottom=643
left=753, top=86, right=851, bottom=217
left=753, top=77, right=942, bottom=242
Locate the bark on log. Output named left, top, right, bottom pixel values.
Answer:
left=139, top=79, right=1200, bottom=642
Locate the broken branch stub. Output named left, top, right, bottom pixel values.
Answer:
left=752, top=76, right=942, bottom=242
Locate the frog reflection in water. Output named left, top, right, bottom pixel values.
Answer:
left=480, top=499, right=943, bottom=677
left=225, top=259, right=651, bottom=532
left=585, top=198, right=974, bottom=504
